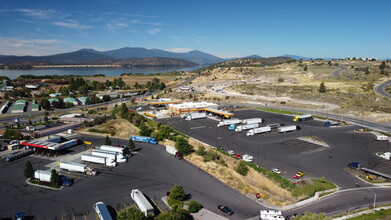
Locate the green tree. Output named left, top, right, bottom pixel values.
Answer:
left=175, top=137, right=193, bottom=156
left=139, top=124, right=152, bottom=136
left=116, top=206, right=146, bottom=220
left=156, top=209, right=193, bottom=220
left=44, top=115, right=49, bottom=124
left=50, top=169, right=61, bottom=186
left=129, top=139, right=136, bottom=152
left=293, top=212, right=331, bottom=220
left=188, top=200, right=203, bottom=213
left=235, top=161, right=249, bottom=176
left=105, top=135, right=112, bottom=145
left=319, top=81, right=327, bottom=93
left=304, top=65, right=308, bottom=71
left=3, top=129, right=23, bottom=140
left=24, top=161, right=34, bottom=178
left=169, top=185, right=186, bottom=201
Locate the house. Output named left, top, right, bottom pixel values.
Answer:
left=78, top=97, right=89, bottom=105
left=63, top=97, right=79, bottom=106
left=49, top=93, right=62, bottom=98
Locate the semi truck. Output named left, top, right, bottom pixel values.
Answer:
left=130, top=189, right=154, bottom=217
left=278, top=125, right=299, bottom=133
left=100, top=145, right=128, bottom=156
left=165, top=146, right=183, bottom=159
left=59, top=161, right=98, bottom=176
left=242, top=118, right=263, bottom=125
left=235, top=123, right=259, bottom=132
left=92, top=149, right=127, bottom=163
left=81, top=154, right=117, bottom=167
left=130, top=135, right=158, bottom=144
left=93, top=202, right=113, bottom=220
left=293, top=114, right=313, bottom=122
left=217, top=118, right=242, bottom=127
left=246, top=126, right=272, bottom=136
left=185, top=112, right=207, bottom=120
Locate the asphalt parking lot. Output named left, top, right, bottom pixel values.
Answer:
left=158, top=109, right=391, bottom=189
left=0, top=133, right=261, bottom=220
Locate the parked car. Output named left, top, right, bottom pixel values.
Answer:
left=227, top=150, right=235, bottom=155
left=242, top=154, right=254, bottom=162
left=15, top=212, right=25, bottom=220
left=217, top=146, right=224, bottom=150
left=217, top=205, right=234, bottom=215
left=272, top=168, right=281, bottom=174
left=293, top=171, right=305, bottom=179
left=234, top=154, right=241, bottom=159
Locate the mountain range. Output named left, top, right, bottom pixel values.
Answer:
left=0, top=47, right=225, bottom=65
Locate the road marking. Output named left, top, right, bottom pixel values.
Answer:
left=190, top=126, right=206, bottom=129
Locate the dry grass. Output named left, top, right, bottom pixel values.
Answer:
left=83, top=75, right=185, bottom=87
left=187, top=138, right=301, bottom=206
left=79, top=118, right=139, bottom=138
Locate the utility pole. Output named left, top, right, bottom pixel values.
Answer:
left=368, top=188, right=376, bottom=209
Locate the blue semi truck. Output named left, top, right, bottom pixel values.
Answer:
left=130, top=135, right=158, bottom=144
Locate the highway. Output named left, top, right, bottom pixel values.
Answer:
left=375, top=79, right=391, bottom=99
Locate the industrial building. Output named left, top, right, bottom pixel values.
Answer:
left=48, top=98, right=59, bottom=105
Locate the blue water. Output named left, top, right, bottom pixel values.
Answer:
left=0, top=65, right=209, bottom=79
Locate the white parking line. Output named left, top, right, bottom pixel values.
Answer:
left=190, top=126, right=206, bottom=130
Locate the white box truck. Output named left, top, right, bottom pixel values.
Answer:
left=235, top=123, right=259, bottom=132
left=92, top=149, right=127, bottom=163
left=242, top=118, right=263, bottom=124
left=246, top=126, right=271, bottom=136
left=278, top=125, right=298, bottom=133
left=185, top=112, right=207, bottom=120
left=217, top=118, right=242, bottom=127
left=59, top=161, right=98, bottom=176
left=81, top=154, right=117, bottom=167
left=34, top=170, right=52, bottom=182
left=130, top=189, right=154, bottom=217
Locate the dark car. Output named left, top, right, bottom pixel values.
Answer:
left=218, top=205, right=234, bottom=215
left=15, top=212, right=25, bottom=220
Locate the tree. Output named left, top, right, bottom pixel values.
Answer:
left=304, top=65, right=308, bottom=71
left=105, top=135, right=112, bottom=145
left=44, top=115, right=49, bottom=124
left=139, top=124, right=152, bottom=136
left=3, top=129, right=23, bottom=140
left=319, top=81, right=327, bottom=93
left=129, top=139, right=136, bottom=152
left=188, top=200, right=203, bottom=213
left=24, top=161, right=34, bottom=178
left=169, top=185, right=186, bottom=201
left=156, top=209, right=193, bottom=220
left=235, top=161, right=249, bottom=176
left=175, top=137, right=193, bottom=156
left=116, top=206, right=146, bottom=220
left=28, top=119, right=32, bottom=126
left=293, top=212, right=331, bottom=220
left=50, top=169, right=61, bottom=186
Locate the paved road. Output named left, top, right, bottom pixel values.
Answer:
left=375, top=79, right=391, bottom=99
left=0, top=134, right=261, bottom=219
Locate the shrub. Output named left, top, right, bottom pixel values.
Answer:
left=195, top=146, right=207, bottom=156
left=235, top=161, right=249, bottom=176
left=175, top=137, right=193, bottom=156
left=169, top=185, right=186, bottom=201
left=117, top=206, right=146, bottom=220
left=188, top=201, right=203, bottom=213
left=277, top=78, right=284, bottom=82
left=202, top=150, right=221, bottom=163
left=167, top=197, right=184, bottom=209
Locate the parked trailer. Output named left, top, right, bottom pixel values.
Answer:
left=2, top=149, right=33, bottom=162
left=165, top=146, right=183, bottom=159
left=185, top=112, right=207, bottom=120
left=293, top=114, right=313, bottom=122
left=92, top=149, right=127, bottom=163
left=217, top=118, right=242, bottom=127
left=34, top=170, right=52, bottom=182
left=246, top=126, right=272, bottom=136
left=100, top=145, right=127, bottom=156
left=260, top=210, right=284, bottom=220
left=81, top=154, right=117, bottom=167
left=278, top=125, right=299, bottom=133
left=375, top=135, right=390, bottom=141
left=130, top=135, right=158, bottom=144
left=93, top=202, right=113, bottom=220
left=61, top=139, right=79, bottom=149
left=130, top=189, right=154, bottom=217
left=242, top=118, right=263, bottom=125
left=235, top=123, right=259, bottom=132
left=59, top=161, right=98, bottom=176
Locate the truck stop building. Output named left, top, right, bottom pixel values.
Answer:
left=148, top=99, right=183, bottom=107
left=168, top=102, right=218, bottom=114
left=203, top=108, right=234, bottom=119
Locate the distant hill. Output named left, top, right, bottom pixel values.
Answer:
left=215, top=56, right=293, bottom=67
left=0, top=47, right=224, bottom=66
left=86, top=57, right=196, bottom=68
left=279, top=54, right=312, bottom=60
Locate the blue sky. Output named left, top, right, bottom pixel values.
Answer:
left=0, top=0, right=390, bottom=58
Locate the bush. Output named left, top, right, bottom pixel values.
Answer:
left=277, top=78, right=284, bottom=82
left=175, top=137, right=193, bottom=156
left=235, top=161, right=249, bottom=176
left=195, top=146, right=206, bottom=156
left=188, top=200, right=203, bottom=213
left=167, top=197, right=184, bottom=209
left=117, top=206, right=146, bottom=220
left=202, top=150, right=221, bottom=163
left=169, top=185, right=186, bottom=201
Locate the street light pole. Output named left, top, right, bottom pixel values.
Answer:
left=368, top=188, right=376, bottom=209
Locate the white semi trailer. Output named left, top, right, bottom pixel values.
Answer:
left=130, top=189, right=154, bottom=217
left=217, top=118, right=242, bottom=127
left=246, top=126, right=272, bottom=136
left=100, top=145, right=127, bottom=156
left=34, top=170, right=52, bottom=182
left=278, top=125, right=298, bottom=133
left=81, top=154, right=117, bottom=167
left=185, top=112, right=207, bottom=120
left=59, top=161, right=98, bottom=176
left=235, top=123, right=259, bottom=132
left=242, top=118, right=263, bottom=125
left=92, top=149, right=127, bottom=163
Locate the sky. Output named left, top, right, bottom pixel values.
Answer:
left=0, top=0, right=390, bottom=59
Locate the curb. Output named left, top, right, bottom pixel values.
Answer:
left=25, top=178, right=63, bottom=190
left=333, top=206, right=391, bottom=220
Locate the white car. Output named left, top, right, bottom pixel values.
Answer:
left=136, top=107, right=142, bottom=111
left=242, top=154, right=254, bottom=162
left=227, top=150, right=235, bottom=155
left=272, top=168, right=281, bottom=174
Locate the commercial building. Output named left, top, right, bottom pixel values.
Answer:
left=63, top=97, right=79, bottom=106
left=78, top=96, right=89, bottom=105
left=168, top=102, right=218, bottom=113
left=48, top=98, right=59, bottom=105
left=11, top=104, right=25, bottom=113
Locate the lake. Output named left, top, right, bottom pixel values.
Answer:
left=0, top=65, right=209, bottom=79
